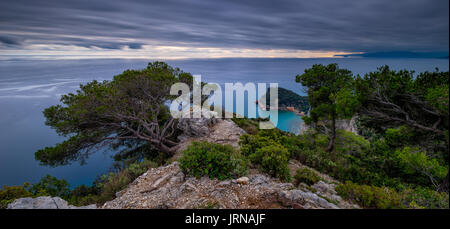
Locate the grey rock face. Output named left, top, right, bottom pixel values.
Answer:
left=278, top=190, right=339, bottom=209
left=300, top=115, right=359, bottom=135
left=7, top=196, right=96, bottom=209
left=101, top=161, right=356, bottom=209
left=176, top=109, right=218, bottom=141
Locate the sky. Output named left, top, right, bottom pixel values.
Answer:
left=0, top=0, right=448, bottom=59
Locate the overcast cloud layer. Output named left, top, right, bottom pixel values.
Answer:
left=0, top=0, right=448, bottom=58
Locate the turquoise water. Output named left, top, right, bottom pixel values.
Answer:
left=276, top=111, right=303, bottom=134
left=0, top=58, right=448, bottom=186
left=236, top=104, right=303, bottom=135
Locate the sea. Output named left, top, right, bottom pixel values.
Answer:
left=0, top=57, right=448, bottom=187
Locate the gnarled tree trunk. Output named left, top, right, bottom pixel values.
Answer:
left=326, top=113, right=336, bottom=152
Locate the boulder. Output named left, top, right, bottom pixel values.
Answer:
left=236, top=177, right=249, bottom=185
left=7, top=196, right=96, bottom=209
left=176, top=109, right=218, bottom=141
left=278, top=190, right=339, bottom=209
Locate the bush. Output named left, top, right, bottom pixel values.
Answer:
left=91, top=159, right=157, bottom=204
left=68, top=159, right=157, bottom=206
left=336, top=181, right=403, bottom=209
left=231, top=117, right=261, bottom=135
left=250, top=144, right=291, bottom=181
left=67, top=184, right=100, bottom=206
left=179, top=141, right=248, bottom=180
left=0, top=184, right=32, bottom=209
left=400, top=187, right=449, bottom=209
left=294, top=168, right=321, bottom=185
left=336, top=181, right=449, bottom=209
left=28, top=175, right=71, bottom=199
left=384, top=126, right=413, bottom=147
left=239, top=129, right=294, bottom=181
left=239, top=129, right=289, bottom=156
left=334, top=130, right=370, bottom=155
left=394, top=146, right=448, bottom=186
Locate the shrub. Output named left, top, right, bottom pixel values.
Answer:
left=92, top=159, right=157, bottom=204
left=28, top=175, right=71, bottom=199
left=239, top=129, right=289, bottom=156
left=67, top=184, right=100, bottom=206
left=68, top=159, right=157, bottom=206
left=384, top=126, right=413, bottom=147
left=179, top=141, right=248, bottom=180
left=0, top=184, right=32, bottom=209
left=394, top=146, right=448, bottom=186
left=337, top=181, right=449, bottom=209
left=294, top=168, right=321, bottom=185
left=249, top=144, right=291, bottom=181
left=336, top=181, right=403, bottom=209
left=400, top=187, right=449, bottom=209
left=231, top=117, right=261, bottom=135
left=334, top=130, right=370, bottom=156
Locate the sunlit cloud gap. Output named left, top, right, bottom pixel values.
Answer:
left=0, top=44, right=359, bottom=60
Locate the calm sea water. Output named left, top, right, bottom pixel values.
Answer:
left=0, top=58, right=448, bottom=187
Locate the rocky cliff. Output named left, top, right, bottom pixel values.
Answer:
left=101, top=160, right=357, bottom=209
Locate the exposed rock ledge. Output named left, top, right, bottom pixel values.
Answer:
left=102, top=161, right=357, bottom=209
left=7, top=196, right=96, bottom=209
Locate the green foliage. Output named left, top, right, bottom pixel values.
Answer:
left=334, top=130, right=370, bottom=155
left=384, top=126, right=413, bottom=147
left=0, top=184, right=32, bottom=209
left=179, top=141, right=248, bottom=180
left=37, top=61, right=193, bottom=166
left=239, top=129, right=293, bottom=181
left=336, top=181, right=403, bottom=209
left=335, top=88, right=360, bottom=118
left=67, top=185, right=100, bottom=206
left=296, top=63, right=355, bottom=122
left=28, top=175, right=71, bottom=199
left=337, top=181, right=449, bottom=209
left=250, top=145, right=291, bottom=181
left=355, top=66, right=448, bottom=151
left=231, top=116, right=265, bottom=135
left=292, top=130, right=405, bottom=188
left=90, top=159, right=157, bottom=204
left=294, top=168, right=321, bottom=185
left=400, top=186, right=449, bottom=209
left=425, top=84, right=449, bottom=116
left=296, top=63, right=359, bottom=151
left=394, top=146, right=447, bottom=186
left=295, top=65, right=449, bottom=197
left=0, top=175, right=72, bottom=208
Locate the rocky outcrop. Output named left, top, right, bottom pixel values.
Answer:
left=175, top=119, right=246, bottom=158
left=102, top=161, right=357, bottom=209
left=102, top=118, right=357, bottom=209
left=176, top=109, right=218, bottom=142
left=278, top=189, right=338, bottom=209
left=300, top=115, right=359, bottom=135
left=7, top=196, right=96, bottom=209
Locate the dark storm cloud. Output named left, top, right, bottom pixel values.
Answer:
left=0, top=0, right=448, bottom=52
left=0, top=36, right=21, bottom=45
